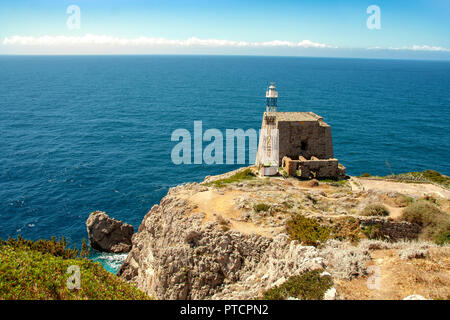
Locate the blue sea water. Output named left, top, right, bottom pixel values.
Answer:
left=0, top=56, right=449, bottom=272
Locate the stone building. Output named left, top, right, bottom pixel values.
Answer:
left=256, top=85, right=346, bottom=179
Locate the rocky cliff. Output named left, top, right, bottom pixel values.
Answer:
left=118, top=167, right=450, bottom=300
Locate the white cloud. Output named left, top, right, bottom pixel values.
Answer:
left=368, top=45, right=450, bottom=52
left=4, top=34, right=448, bottom=58
left=2, top=34, right=335, bottom=49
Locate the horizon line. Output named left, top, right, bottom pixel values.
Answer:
left=0, top=53, right=450, bottom=62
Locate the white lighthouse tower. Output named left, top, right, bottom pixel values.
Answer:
left=257, top=83, right=279, bottom=176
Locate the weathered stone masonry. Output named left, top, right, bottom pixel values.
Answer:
left=257, top=111, right=346, bottom=179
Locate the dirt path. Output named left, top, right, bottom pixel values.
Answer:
left=188, top=190, right=275, bottom=237
left=350, top=177, right=450, bottom=199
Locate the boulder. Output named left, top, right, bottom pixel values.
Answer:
left=86, top=211, right=134, bottom=253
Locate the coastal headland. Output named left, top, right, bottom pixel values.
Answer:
left=117, top=166, right=450, bottom=300
left=1, top=166, right=448, bottom=300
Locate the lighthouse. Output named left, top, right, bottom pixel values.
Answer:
left=255, top=84, right=346, bottom=180
left=266, top=83, right=278, bottom=113
left=256, top=83, right=280, bottom=176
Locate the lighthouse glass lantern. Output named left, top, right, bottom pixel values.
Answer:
left=266, top=83, right=278, bottom=114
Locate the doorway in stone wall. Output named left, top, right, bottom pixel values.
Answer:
left=301, top=140, right=308, bottom=151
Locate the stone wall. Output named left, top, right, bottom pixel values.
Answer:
left=282, top=156, right=346, bottom=179
left=297, top=158, right=339, bottom=179
left=256, top=112, right=334, bottom=165
left=277, top=117, right=333, bottom=164
left=317, top=216, right=421, bottom=242
left=360, top=218, right=421, bottom=242
left=282, top=157, right=297, bottom=176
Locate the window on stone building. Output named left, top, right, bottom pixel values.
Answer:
left=301, top=140, right=308, bottom=151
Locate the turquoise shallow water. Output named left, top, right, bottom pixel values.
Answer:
left=0, top=56, right=449, bottom=272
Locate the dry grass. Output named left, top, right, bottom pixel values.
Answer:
left=334, top=246, right=450, bottom=300
left=401, top=201, right=450, bottom=244
left=320, top=240, right=371, bottom=279
left=380, top=193, right=413, bottom=208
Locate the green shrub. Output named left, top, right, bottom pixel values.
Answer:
left=401, top=201, right=450, bottom=245
left=362, top=223, right=384, bottom=240
left=286, top=214, right=331, bottom=246
left=434, top=230, right=450, bottom=245
left=330, top=181, right=345, bottom=187
left=330, top=216, right=364, bottom=243
left=318, top=179, right=347, bottom=187
left=263, top=270, right=333, bottom=300
left=421, top=170, right=450, bottom=187
left=0, top=237, right=150, bottom=300
left=253, top=203, right=271, bottom=212
left=2, top=236, right=89, bottom=259
left=360, top=204, right=390, bottom=217
left=207, top=168, right=255, bottom=188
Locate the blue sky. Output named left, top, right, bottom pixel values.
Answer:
left=1, top=0, right=449, bottom=59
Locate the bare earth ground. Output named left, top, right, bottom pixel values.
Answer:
left=189, top=190, right=277, bottom=237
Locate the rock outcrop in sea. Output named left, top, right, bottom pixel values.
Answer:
left=86, top=211, right=134, bottom=253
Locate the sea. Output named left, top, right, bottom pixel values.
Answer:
left=0, top=55, right=449, bottom=272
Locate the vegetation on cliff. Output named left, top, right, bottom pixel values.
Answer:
left=263, top=270, right=333, bottom=300
left=388, top=170, right=450, bottom=188
left=360, top=203, right=390, bottom=217
left=401, top=201, right=450, bottom=245
left=253, top=203, right=271, bottom=212
left=286, top=214, right=331, bottom=246
left=360, top=170, right=449, bottom=188
left=206, top=168, right=255, bottom=187
left=0, top=237, right=150, bottom=300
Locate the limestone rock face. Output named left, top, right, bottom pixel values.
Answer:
left=86, top=211, right=134, bottom=253
left=118, top=181, right=325, bottom=300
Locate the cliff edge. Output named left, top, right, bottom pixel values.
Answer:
left=118, top=167, right=450, bottom=300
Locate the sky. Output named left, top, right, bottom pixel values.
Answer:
left=0, top=0, right=449, bottom=59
